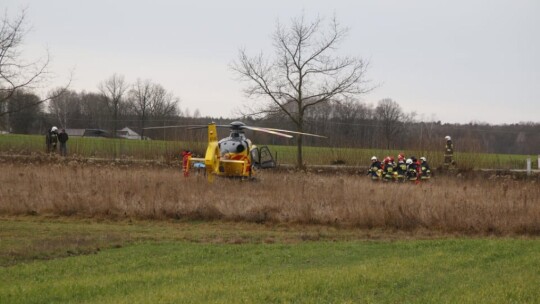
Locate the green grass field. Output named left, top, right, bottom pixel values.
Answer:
left=0, top=133, right=536, bottom=169
left=1, top=218, right=539, bottom=303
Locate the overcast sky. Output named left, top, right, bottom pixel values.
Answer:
left=3, top=0, right=539, bottom=124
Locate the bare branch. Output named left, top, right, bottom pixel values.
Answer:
left=0, top=8, right=68, bottom=117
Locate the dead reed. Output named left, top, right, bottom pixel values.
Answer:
left=0, top=162, right=538, bottom=235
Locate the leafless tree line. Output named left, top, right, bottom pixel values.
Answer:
left=1, top=74, right=182, bottom=137
left=53, top=76, right=180, bottom=136
left=3, top=89, right=539, bottom=155
left=144, top=99, right=540, bottom=155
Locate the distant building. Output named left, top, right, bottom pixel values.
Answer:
left=64, top=128, right=110, bottom=138
left=84, top=129, right=110, bottom=138
left=117, top=127, right=150, bottom=140
left=64, top=129, right=85, bottom=137
left=62, top=127, right=149, bottom=139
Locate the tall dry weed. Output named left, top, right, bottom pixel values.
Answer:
left=0, top=163, right=539, bottom=234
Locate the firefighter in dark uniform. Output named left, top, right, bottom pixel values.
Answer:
left=368, top=156, right=382, bottom=180
left=46, top=126, right=59, bottom=153
left=419, top=156, right=431, bottom=180
left=444, top=135, right=454, bottom=167
left=395, top=154, right=408, bottom=182
left=382, top=157, right=395, bottom=181
left=406, top=158, right=418, bottom=181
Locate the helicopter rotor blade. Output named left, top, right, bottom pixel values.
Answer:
left=143, top=123, right=325, bottom=138
left=258, top=127, right=327, bottom=138
left=144, top=124, right=231, bottom=130
left=143, top=125, right=186, bottom=130
left=242, top=126, right=293, bottom=138
left=186, top=125, right=234, bottom=130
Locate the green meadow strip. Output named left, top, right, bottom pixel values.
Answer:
left=1, top=239, right=538, bottom=303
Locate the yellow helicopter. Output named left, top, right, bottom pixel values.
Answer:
left=146, top=121, right=325, bottom=182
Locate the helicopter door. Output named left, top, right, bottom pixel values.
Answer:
left=250, top=147, right=261, bottom=168
left=258, top=146, right=276, bottom=169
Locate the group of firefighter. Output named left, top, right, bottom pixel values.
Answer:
left=367, top=135, right=454, bottom=182
left=368, top=154, right=431, bottom=182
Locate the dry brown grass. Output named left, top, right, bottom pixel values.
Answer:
left=0, top=162, right=539, bottom=235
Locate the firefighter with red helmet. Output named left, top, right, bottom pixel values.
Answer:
left=382, top=157, right=395, bottom=181
left=395, top=154, right=407, bottom=182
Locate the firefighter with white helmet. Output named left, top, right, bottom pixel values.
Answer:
left=406, top=158, right=418, bottom=181
left=419, top=156, right=431, bottom=180
left=368, top=156, right=382, bottom=180
left=444, top=135, right=454, bottom=167
left=46, top=126, right=59, bottom=153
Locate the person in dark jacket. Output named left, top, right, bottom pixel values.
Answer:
left=58, top=128, right=69, bottom=156
left=395, top=155, right=408, bottom=182
left=382, top=157, right=395, bottom=181
left=368, top=156, right=382, bottom=180
left=444, top=135, right=454, bottom=166
left=419, top=156, right=431, bottom=180
left=406, top=158, right=418, bottom=181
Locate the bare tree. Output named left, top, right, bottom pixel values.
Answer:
left=149, top=84, right=178, bottom=118
left=98, top=74, right=128, bottom=137
left=0, top=9, right=68, bottom=117
left=80, top=91, right=108, bottom=129
left=232, top=14, right=371, bottom=168
left=48, top=89, right=81, bottom=128
left=375, top=98, right=405, bottom=149
left=128, top=79, right=179, bottom=139
left=128, top=79, right=152, bottom=139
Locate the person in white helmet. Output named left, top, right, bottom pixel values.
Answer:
left=444, top=135, right=454, bottom=166
left=46, top=126, right=59, bottom=153
left=406, top=158, right=418, bottom=181
left=367, top=156, right=382, bottom=180
left=419, top=156, right=431, bottom=180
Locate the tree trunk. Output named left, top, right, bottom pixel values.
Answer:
left=140, top=111, right=146, bottom=140
left=296, top=132, right=303, bottom=169
left=296, top=113, right=304, bottom=169
left=112, top=105, right=118, bottom=138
